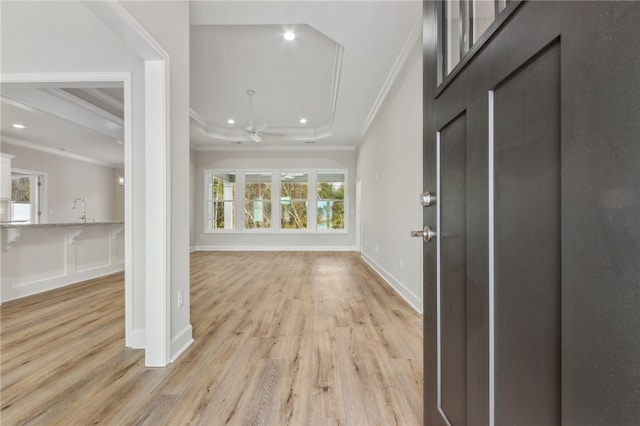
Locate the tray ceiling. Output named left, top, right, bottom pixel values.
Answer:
left=189, top=1, right=422, bottom=149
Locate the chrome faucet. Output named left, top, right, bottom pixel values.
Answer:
left=72, top=197, right=86, bottom=223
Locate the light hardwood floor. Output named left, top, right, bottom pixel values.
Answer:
left=1, top=251, right=423, bottom=425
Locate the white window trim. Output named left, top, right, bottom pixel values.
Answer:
left=204, top=168, right=348, bottom=234
left=204, top=170, right=237, bottom=231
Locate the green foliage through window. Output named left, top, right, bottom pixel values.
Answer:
left=281, top=173, right=308, bottom=229
left=209, top=173, right=235, bottom=230
left=11, top=177, right=30, bottom=203
left=205, top=169, right=347, bottom=232
left=245, top=173, right=272, bottom=229
left=317, top=173, right=345, bottom=230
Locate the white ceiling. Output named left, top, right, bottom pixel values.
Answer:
left=190, top=23, right=341, bottom=144
left=0, top=1, right=422, bottom=164
left=190, top=1, right=422, bottom=149
left=1, top=84, right=125, bottom=167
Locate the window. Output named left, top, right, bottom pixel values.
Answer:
left=206, top=172, right=236, bottom=230
left=441, top=0, right=506, bottom=79
left=204, top=169, right=347, bottom=233
left=245, top=172, right=272, bottom=229
left=317, top=173, right=345, bottom=230
left=10, top=173, right=43, bottom=224
left=280, top=172, right=308, bottom=230
left=444, top=0, right=462, bottom=75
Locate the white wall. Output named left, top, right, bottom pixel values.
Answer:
left=356, top=39, right=423, bottom=313
left=120, top=1, right=192, bottom=361
left=190, top=148, right=197, bottom=250
left=1, top=2, right=141, bottom=73
left=113, top=167, right=125, bottom=222
left=193, top=148, right=357, bottom=250
left=1, top=144, right=123, bottom=223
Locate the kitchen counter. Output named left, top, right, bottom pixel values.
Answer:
left=0, top=221, right=124, bottom=228
left=1, top=222, right=125, bottom=302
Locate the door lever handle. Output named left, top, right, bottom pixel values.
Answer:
left=410, top=226, right=436, bottom=242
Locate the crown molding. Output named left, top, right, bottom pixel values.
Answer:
left=1, top=89, right=124, bottom=141
left=1, top=135, right=122, bottom=168
left=191, top=143, right=355, bottom=152
left=359, top=16, right=422, bottom=143
left=189, top=40, right=344, bottom=144
left=81, top=1, right=168, bottom=61
left=327, top=42, right=344, bottom=131
left=72, top=87, right=125, bottom=118
left=83, top=88, right=124, bottom=111
left=190, top=110, right=332, bottom=143
left=46, top=88, right=124, bottom=127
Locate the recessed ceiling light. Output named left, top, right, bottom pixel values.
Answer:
left=284, top=31, right=295, bottom=41
left=227, top=119, right=235, bottom=125
left=299, top=118, right=307, bottom=124
left=12, top=123, right=26, bottom=129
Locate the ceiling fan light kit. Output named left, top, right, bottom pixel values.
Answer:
left=232, top=89, right=288, bottom=143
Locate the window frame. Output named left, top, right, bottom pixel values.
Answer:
left=316, top=171, right=347, bottom=232
left=204, top=170, right=237, bottom=232
left=436, top=0, right=524, bottom=95
left=10, top=168, right=47, bottom=224
left=244, top=171, right=274, bottom=231
left=203, top=168, right=348, bottom=234
left=280, top=171, right=310, bottom=232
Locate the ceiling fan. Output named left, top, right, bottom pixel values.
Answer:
left=235, top=89, right=283, bottom=143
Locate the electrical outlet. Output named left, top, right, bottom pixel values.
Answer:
left=177, top=290, right=184, bottom=308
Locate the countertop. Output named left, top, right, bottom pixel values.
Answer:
left=0, top=221, right=124, bottom=228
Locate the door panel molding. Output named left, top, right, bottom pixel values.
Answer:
left=494, top=41, right=561, bottom=425
left=437, top=112, right=468, bottom=426
left=487, top=90, right=496, bottom=426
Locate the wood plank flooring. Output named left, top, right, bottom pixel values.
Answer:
left=1, top=251, right=423, bottom=425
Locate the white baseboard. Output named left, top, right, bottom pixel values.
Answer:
left=126, top=328, right=146, bottom=349
left=194, top=245, right=357, bottom=252
left=171, top=323, right=194, bottom=363
left=189, top=245, right=198, bottom=253
left=361, top=252, right=422, bottom=314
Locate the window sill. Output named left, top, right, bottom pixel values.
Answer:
left=204, top=229, right=349, bottom=235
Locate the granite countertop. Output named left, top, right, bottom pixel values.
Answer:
left=0, top=221, right=124, bottom=228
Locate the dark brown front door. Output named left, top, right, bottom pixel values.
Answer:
left=422, top=2, right=640, bottom=425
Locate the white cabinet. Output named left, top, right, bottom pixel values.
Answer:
left=1, top=153, right=15, bottom=200
left=0, top=154, right=14, bottom=222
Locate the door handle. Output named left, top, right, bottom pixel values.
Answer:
left=411, top=226, right=436, bottom=242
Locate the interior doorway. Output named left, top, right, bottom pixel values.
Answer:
left=1, top=73, right=133, bottom=344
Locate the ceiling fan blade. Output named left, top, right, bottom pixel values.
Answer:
left=260, top=131, right=287, bottom=137
left=256, top=122, right=269, bottom=132
left=250, top=133, right=262, bottom=143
